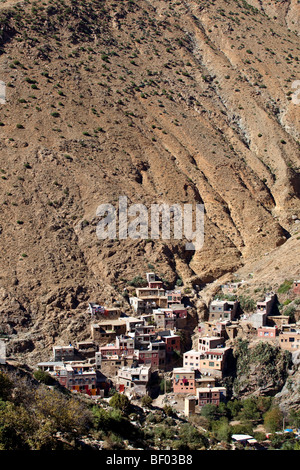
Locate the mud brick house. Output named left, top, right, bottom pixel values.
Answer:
left=76, top=341, right=98, bottom=359
left=173, top=367, right=196, bottom=395
left=98, top=335, right=135, bottom=358
left=116, top=365, right=151, bottom=397
left=136, top=287, right=166, bottom=300
left=164, top=309, right=177, bottom=330
left=196, top=386, right=227, bottom=407
left=168, top=304, right=188, bottom=328
left=124, top=316, right=145, bottom=333
left=267, top=315, right=289, bottom=329
left=141, top=307, right=185, bottom=330
left=159, top=331, right=181, bottom=356
left=257, top=326, right=277, bottom=340
left=256, top=294, right=276, bottom=316
left=203, top=320, right=238, bottom=341
left=198, top=347, right=231, bottom=379
left=248, top=294, right=276, bottom=329
left=53, top=345, right=76, bottom=362
left=166, top=290, right=182, bottom=305
left=208, top=300, right=239, bottom=322
left=134, top=324, right=157, bottom=349
left=88, top=303, right=121, bottom=320
left=91, top=319, right=127, bottom=344
left=129, top=297, right=150, bottom=315
left=278, top=326, right=300, bottom=352
left=198, top=336, right=225, bottom=352
left=96, top=338, right=138, bottom=377
left=184, top=397, right=196, bottom=416
left=36, top=361, right=98, bottom=395
left=137, top=340, right=166, bottom=369
left=141, top=309, right=166, bottom=329
left=146, top=272, right=164, bottom=289
left=195, top=376, right=217, bottom=390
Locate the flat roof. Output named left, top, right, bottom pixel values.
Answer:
left=173, top=367, right=195, bottom=373
left=92, top=319, right=127, bottom=326
left=232, top=434, right=254, bottom=441
left=197, top=387, right=226, bottom=392
left=184, top=350, right=200, bottom=355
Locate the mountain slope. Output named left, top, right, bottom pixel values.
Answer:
left=0, top=0, right=299, bottom=359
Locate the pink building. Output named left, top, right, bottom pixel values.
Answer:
left=166, top=290, right=182, bottom=305
left=257, top=326, right=277, bottom=339
left=173, top=367, right=196, bottom=395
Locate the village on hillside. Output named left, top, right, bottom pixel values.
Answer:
left=1, top=274, right=300, bottom=437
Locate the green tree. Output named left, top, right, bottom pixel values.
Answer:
left=141, top=395, right=153, bottom=408
left=227, top=399, right=243, bottom=419
left=109, top=392, right=130, bottom=413
left=33, top=369, right=55, bottom=385
left=200, top=403, right=219, bottom=422
left=238, top=398, right=260, bottom=422
left=212, top=417, right=232, bottom=443
left=264, top=406, right=283, bottom=433
left=175, top=423, right=208, bottom=450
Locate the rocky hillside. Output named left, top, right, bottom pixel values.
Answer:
left=0, top=0, right=299, bottom=360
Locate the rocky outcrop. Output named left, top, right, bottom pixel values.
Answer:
left=232, top=340, right=291, bottom=398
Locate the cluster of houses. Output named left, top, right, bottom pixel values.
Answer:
left=171, top=287, right=300, bottom=409
left=1, top=273, right=295, bottom=410
left=36, top=273, right=188, bottom=398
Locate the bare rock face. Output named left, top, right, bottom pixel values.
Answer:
left=232, top=341, right=291, bottom=398
left=0, top=0, right=298, bottom=359
left=274, top=352, right=300, bottom=413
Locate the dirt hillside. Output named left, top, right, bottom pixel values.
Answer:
left=0, top=0, right=298, bottom=361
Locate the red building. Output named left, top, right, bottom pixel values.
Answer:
left=173, top=367, right=196, bottom=394
left=160, top=333, right=181, bottom=354
left=257, top=326, right=277, bottom=339
left=137, top=341, right=166, bottom=369
left=197, top=387, right=226, bottom=406
left=148, top=281, right=164, bottom=289
left=293, top=281, right=300, bottom=295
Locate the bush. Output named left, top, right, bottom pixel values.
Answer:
left=175, top=423, right=208, bottom=450
left=141, top=395, right=152, bottom=408
left=127, top=276, right=147, bottom=287
left=278, top=280, right=293, bottom=294
left=33, top=369, right=55, bottom=385
left=109, top=393, right=130, bottom=413
left=263, top=406, right=283, bottom=433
